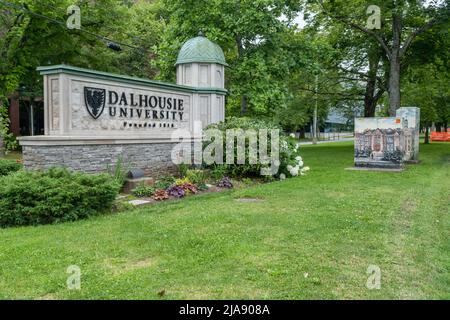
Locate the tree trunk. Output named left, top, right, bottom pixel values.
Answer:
left=424, top=125, right=430, bottom=144
left=364, top=95, right=377, bottom=117
left=388, top=58, right=401, bottom=116
left=364, top=76, right=378, bottom=117
left=236, top=34, right=248, bottom=115
left=388, top=14, right=402, bottom=116
left=299, top=127, right=306, bottom=139
left=364, top=46, right=382, bottom=117
left=0, top=134, right=4, bottom=157
left=364, top=72, right=377, bottom=117
left=0, top=100, right=5, bottom=156
left=240, top=95, right=248, bottom=115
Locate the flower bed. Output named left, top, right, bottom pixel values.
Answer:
left=127, top=138, right=310, bottom=206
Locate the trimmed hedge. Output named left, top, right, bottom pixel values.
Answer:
left=0, top=168, right=120, bottom=227
left=0, top=159, right=22, bottom=176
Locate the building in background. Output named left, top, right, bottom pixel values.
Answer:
left=324, top=108, right=354, bottom=132
left=8, top=92, right=44, bottom=137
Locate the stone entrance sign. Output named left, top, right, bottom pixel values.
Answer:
left=40, top=66, right=194, bottom=136
left=19, top=33, right=227, bottom=175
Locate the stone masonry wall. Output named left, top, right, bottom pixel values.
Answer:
left=22, top=142, right=179, bottom=176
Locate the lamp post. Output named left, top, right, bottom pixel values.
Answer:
left=29, top=94, right=35, bottom=136
left=312, top=74, right=318, bottom=145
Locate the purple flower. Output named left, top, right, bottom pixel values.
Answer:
left=217, top=177, right=233, bottom=189
left=167, top=185, right=185, bottom=198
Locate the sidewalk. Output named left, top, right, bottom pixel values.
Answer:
left=298, top=137, right=354, bottom=145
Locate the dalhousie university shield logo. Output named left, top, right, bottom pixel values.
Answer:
left=84, top=87, right=106, bottom=119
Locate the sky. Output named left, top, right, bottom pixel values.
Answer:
left=293, top=12, right=307, bottom=29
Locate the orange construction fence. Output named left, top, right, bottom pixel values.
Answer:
left=430, top=130, right=450, bottom=142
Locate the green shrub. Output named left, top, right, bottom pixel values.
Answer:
left=204, top=117, right=278, bottom=178
left=0, top=168, right=120, bottom=227
left=106, top=155, right=129, bottom=187
left=132, top=184, right=155, bottom=197
left=0, top=102, right=20, bottom=152
left=204, top=117, right=305, bottom=178
left=0, top=159, right=22, bottom=176
left=185, top=169, right=208, bottom=185
left=178, top=163, right=190, bottom=177
left=197, top=182, right=209, bottom=191
left=210, top=165, right=227, bottom=181
left=154, top=175, right=176, bottom=189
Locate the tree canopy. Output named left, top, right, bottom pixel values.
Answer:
left=0, top=0, right=448, bottom=147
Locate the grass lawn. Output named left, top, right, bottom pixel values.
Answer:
left=0, top=141, right=449, bottom=299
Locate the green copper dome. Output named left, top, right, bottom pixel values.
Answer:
left=176, top=32, right=227, bottom=66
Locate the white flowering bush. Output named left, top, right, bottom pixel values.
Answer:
left=278, top=136, right=310, bottom=178
left=204, top=118, right=309, bottom=179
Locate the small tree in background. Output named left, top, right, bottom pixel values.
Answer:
left=312, top=0, right=449, bottom=116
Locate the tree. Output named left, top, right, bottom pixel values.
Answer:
left=313, top=0, right=449, bottom=116
left=0, top=0, right=162, bottom=149
left=0, top=0, right=163, bottom=95
left=403, top=60, right=449, bottom=143
left=277, top=33, right=351, bottom=133
left=0, top=1, right=31, bottom=150
left=302, top=4, right=388, bottom=117
left=331, top=29, right=388, bottom=117
left=116, top=0, right=164, bottom=79
left=156, top=0, right=304, bottom=117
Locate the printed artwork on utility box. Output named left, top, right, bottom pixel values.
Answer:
left=354, top=107, right=420, bottom=168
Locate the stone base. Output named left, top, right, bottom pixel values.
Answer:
left=404, top=159, right=421, bottom=164
left=123, top=177, right=155, bottom=194
left=346, top=167, right=405, bottom=172
left=354, top=159, right=403, bottom=169
left=19, top=137, right=182, bottom=176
